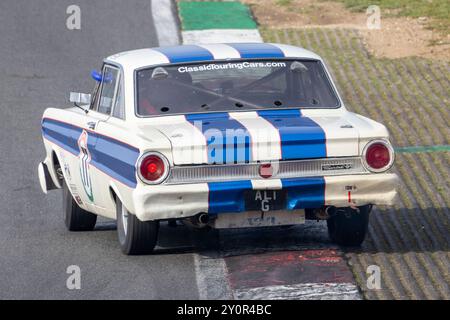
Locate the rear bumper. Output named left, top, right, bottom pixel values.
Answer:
left=132, top=173, right=398, bottom=221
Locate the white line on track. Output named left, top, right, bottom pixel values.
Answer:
left=194, top=253, right=233, bottom=300
left=182, top=29, right=263, bottom=44
left=151, top=0, right=180, bottom=46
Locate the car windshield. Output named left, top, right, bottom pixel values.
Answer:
left=136, top=59, right=340, bottom=116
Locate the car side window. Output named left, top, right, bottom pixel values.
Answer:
left=98, top=66, right=119, bottom=115
left=112, top=78, right=125, bottom=119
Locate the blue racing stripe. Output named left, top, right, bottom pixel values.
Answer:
left=185, top=113, right=251, bottom=164
left=281, top=177, right=325, bottom=209
left=207, top=177, right=325, bottom=214
left=257, top=109, right=326, bottom=160
left=42, top=118, right=139, bottom=188
left=89, top=134, right=139, bottom=188
left=153, top=45, right=214, bottom=63
left=228, top=43, right=285, bottom=59
left=42, top=118, right=82, bottom=155
left=208, top=180, right=253, bottom=214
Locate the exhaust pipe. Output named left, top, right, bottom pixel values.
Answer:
left=325, top=206, right=335, bottom=217
left=198, top=213, right=209, bottom=225
left=313, top=206, right=334, bottom=220
left=185, top=213, right=210, bottom=228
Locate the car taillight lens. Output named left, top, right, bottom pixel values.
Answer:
left=364, top=141, right=393, bottom=172
left=138, top=152, right=169, bottom=184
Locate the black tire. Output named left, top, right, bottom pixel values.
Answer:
left=63, top=181, right=97, bottom=231
left=116, top=198, right=159, bottom=255
left=327, top=205, right=371, bottom=246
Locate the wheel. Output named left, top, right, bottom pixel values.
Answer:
left=116, top=197, right=159, bottom=255
left=62, top=180, right=97, bottom=231
left=326, top=205, right=371, bottom=246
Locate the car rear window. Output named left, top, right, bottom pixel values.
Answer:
left=136, top=59, right=340, bottom=116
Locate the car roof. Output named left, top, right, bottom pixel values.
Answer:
left=105, top=43, right=322, bottom=70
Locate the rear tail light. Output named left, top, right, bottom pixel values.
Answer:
left=363, top=140, right=394, bottom=172
left=137, top=152, right=169, bottom=184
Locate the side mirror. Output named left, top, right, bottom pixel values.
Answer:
left=69, top=92, right=91, bottom=105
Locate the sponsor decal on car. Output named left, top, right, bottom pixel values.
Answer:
left=177, top=61, right=286, bottom=73
left=63, top=163, right=71, bottom=181
left=321, top=163, right=354, bottom=171
left=68, top=183, right=83, bottom=206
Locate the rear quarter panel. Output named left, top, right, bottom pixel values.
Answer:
left=88, top=116, right=172, bottom=218
left=343, top=111, right=391, bottom=154
left=41, top=107, right=173, bottom=219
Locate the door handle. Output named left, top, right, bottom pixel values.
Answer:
left=87, top=121, right=96, bottom=130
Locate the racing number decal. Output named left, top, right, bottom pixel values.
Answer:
left=77, top=130, right=94, bottom=202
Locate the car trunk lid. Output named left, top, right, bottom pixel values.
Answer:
left=148, top=110, right=360, bottom=165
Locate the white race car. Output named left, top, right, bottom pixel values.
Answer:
left=38, top=43, right=398, bottom=254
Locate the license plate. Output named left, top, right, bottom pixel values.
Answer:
left=213, top=210, right=305, bottom=229
left=244, top=190, right=286, bottom=212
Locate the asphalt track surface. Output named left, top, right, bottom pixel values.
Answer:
left=0, top=0, right=202, bottom=299
left=0, top=1, right=356, bottom=299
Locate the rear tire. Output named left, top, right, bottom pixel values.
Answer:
left=116, top=198, right=159, bottom=255
left=327, top=205, right=371, bottom=246
left=63, top=181, right=97, bottom=231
